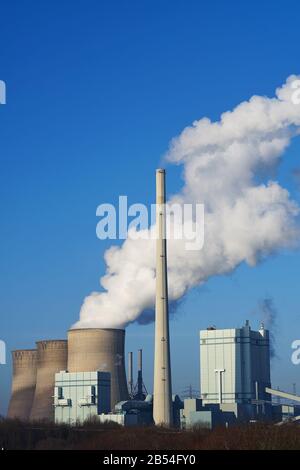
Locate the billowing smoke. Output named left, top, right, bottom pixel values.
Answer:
left=73, top=75, right=300, bottom=329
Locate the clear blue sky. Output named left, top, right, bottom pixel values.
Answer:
left=1, top=0, right=300, bottom=415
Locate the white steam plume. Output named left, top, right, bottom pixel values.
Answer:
left=73, top=75, right=300, bottom=329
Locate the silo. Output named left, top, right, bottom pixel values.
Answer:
left=30, top=340, right=67, bottom=421
left=68, top=328, right=129, bottom=407
left=7, top=349, right=37, bottom=420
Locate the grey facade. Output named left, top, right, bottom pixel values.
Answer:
left=54, top=371, right=111, bottom=425
left=200, top=321, right=271, bottom=405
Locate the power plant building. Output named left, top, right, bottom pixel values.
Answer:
left=10, top=168, right=293, bottom=430
left=200, top=321, right=271, bottom=406
left=54, top=371, right=111, bottom=424
left=7, top=328, right=129, bottom=422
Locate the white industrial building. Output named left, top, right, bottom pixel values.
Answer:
left=200, top=321, right=271, bottom=406
left=54, top=371, right=111, bottom=425
left=54, top=370, right=155, bottom=427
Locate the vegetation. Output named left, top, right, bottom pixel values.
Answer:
left=0, top=417, right=299, bottom=450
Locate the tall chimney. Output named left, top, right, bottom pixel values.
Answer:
left=128, top=351, right=133, bottom=397
left=137, top=348, right=143, bottom=398
left=153, top=168, right=173, bottom=426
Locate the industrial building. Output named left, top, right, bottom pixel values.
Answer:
left=179, top=321, right=300, bottom=428
left=180, top=398, right=233, bottom=429
left=200, top=321, right=271, bottom=406
left=54, top=371, right=111, bottom=424
left=54, top=348, right=154, bottom=426
left=99, top=396, right=154, bottom=426
left=97, top=395, right=182, bottom=427
left=7, top=329, right=129, bottom=422
left=180, top=397, right=261, bottom=429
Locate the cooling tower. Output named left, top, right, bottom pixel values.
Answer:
left=7, top=349, right=37, bottom=420
left=67, top=328, right=129, bottom=407
left=30, top=340, right=67, bottom=421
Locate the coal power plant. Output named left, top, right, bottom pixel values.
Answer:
left=7, top=169, right=300, bottom=427
left=6, top=169, right=167, bottom=424
left=7, top=330, right=129, bottom=422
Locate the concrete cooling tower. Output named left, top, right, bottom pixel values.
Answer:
left=30, top=340, right=67, bottom=421
left=7, top=349, right=37, bottom=420
left=67, top=328, right=129, bottom=407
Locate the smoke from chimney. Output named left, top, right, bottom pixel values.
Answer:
left=258, top=297, right=278, bottom=359
left=73, top=75, right=300, bottom=330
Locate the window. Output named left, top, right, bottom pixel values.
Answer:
left=90, top=385, right=96, bottom=404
